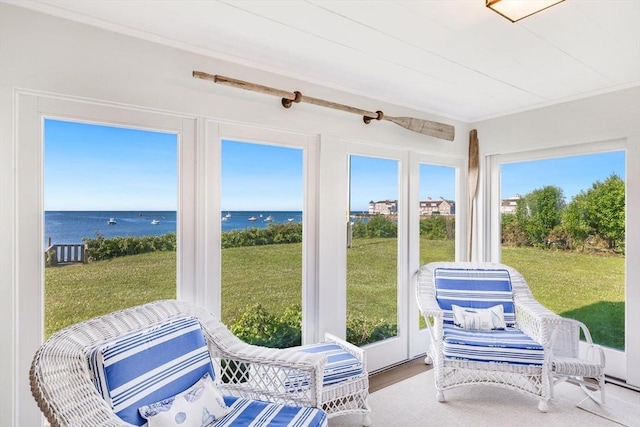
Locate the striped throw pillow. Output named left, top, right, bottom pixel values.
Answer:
left=89, top=316, right=215, bottom=426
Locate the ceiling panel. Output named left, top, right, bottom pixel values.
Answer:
left=3, top=0, right=638, bottom=122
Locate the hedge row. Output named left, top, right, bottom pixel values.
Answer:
left=83, top=233, right=177, bottom=261
left=230, top=303, right=397, bottom=348
left=84, top=216, right=454, bottom=261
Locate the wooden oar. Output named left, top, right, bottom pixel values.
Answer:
left=193, top=71, right=455, bottom=141
left=468, top=129, right=479, bottom=260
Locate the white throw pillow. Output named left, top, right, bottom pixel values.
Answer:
left=138, top=373, right=230, bottom=427
left=452, top=304, right=506, bottom=331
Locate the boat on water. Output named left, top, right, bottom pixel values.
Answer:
left=264, top=215, right=274, bottom=222
left=151, top=219, right=160, bottom=225
left=107, top=217, right=117, bottom=225
left=225, top=212, right=232, bottom=218
left=248, top=216, right=258, bottom=222
left=287, top=218, right=295, bottom=222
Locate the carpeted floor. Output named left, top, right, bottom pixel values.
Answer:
left=330, top=370, right=640, bottom=427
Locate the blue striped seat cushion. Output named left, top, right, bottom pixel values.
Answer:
left=89, top=316, right=215, bottom=426
left=434, top=267, right=516, bottom=326
left=297, top=342, right=364, bottom=386
left=218, top=397, right=328, bottom=427
left=442, top=323, right=544, bottom=365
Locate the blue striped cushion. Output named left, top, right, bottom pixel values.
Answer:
left=89, top=316, right=215, bottom=426
left=297, top=342, right=364, bottom=386
left=442, top=323, right=544, bottom=365
left=434, top=268, right=516, bottom=326
left=218, top=397, right=328, bottom=427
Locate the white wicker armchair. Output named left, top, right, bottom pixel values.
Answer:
left=30, top=300, right=331, bottom=427
left=416, top=262, right=566, bottom=412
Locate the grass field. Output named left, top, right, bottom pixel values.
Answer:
left=45, top=240, right=624, bottom=349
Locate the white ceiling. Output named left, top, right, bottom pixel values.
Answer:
left=5, top=0, right=640, bottom=122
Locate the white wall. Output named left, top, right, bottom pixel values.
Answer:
left=2, top=3, right=638, bottom=426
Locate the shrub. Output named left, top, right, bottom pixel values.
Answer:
left=352, top=216, right=397, bottom=238
left=229, top=304, right=397, bottom=348
left=83, top=232, right=177, bottom=261
left=230, top=304, right=302, bottom=348
left=346, top=313, right=397, bottom=346
left=221, top=223, right=302, bottom=248
left=420, top=216, right=455, bottom=240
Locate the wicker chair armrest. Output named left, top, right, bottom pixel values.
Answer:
left=30, top=336, right=135, bottom=427
left=417, top=298, right=443, bottom=318
left=324, top=332, right=365, bottom=364
left=550, top=317, right=605, bottom=368
left=201, top=318, right=326, bottom=407
left=415, top=268, right=444, bottom=342
left=415, top=271, right=443, bottom=316
left=577, top=321, right=606, bottom=368
left=514, top=299, right=560, bottom=346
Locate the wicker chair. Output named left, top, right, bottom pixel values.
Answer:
left=29, top=300, right=368, bottom=427
left=416, top=262, right=568, bottom=412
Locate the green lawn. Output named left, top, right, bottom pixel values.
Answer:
left=45, top=251, right=177, bottom=335
left=502, top=247, right=624, bottom=349
left=45, top=240, right=624, bottom=349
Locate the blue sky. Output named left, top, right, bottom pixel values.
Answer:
left=501, top=152, right=625, bottom=201
left=45, top=119, right=177, bottom=210
left=222, top=140, right=303, bottom=211
left=45, top=119, right=625, bottom=211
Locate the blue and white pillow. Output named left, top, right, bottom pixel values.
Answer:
left=138, top=373, right=230, bottom=427
left=89, top=316, right=216, bottom=426
left=452, top=304, right=507, bottom=331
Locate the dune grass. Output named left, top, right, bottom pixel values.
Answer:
left=45, top=240, right=624, bottom=349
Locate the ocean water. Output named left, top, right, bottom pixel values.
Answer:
left=44, top=210, right=304, bottom=246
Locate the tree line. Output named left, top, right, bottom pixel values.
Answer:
left=502, top=174, right=625, bottom=253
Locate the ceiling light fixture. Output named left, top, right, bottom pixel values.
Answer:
left=486, top=0, right=565, bottom=22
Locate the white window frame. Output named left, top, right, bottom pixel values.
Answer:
left=486, top=138, right=638, bottom=383
left=409, top=152, right=465, bottom=359
left=14, top=92, right=196, bottom=426
left=204, top=121, right=320, bottom=344
left=343, top=142, right=409, bottom=371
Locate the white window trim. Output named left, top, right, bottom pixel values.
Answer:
left=410, top=152, right=465, bottom=359
left=486, top=138, right=636, bottom=382
left=13, top=92, right=196, bottom=426
left=204, top=121, right=320, bottom=344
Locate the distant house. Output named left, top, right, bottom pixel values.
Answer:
left=367, top=196, right=524, bottom=216
left=420, top=197, right=455, bottom=216
left=368, top=199, right=397, bottom=215
left=368, top=197, right=455, bottom=216
left=501, top=195, right=521, bottom=214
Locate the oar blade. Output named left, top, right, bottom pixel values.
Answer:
left=386, top=116, right=455, bottom=141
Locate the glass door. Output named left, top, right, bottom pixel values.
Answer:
left=346, top=145, right=408, bottom=370
left=410, top=154, right=462, bottom=358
